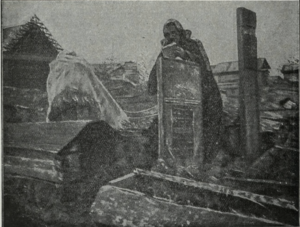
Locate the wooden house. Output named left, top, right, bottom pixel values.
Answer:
left=123, top=61, right=140, bottom=84
left=3, top=15, right=63, bottom=91
left=281, top=63, right=299, bottom=83
left=93, top=61, right=141, bottom=86
left=212, top=58, right=270, bottom=97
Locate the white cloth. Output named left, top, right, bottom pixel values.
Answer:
left=46, top=51, right=128, bottom=129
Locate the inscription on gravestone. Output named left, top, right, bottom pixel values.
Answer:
left=157, top=58, right=203, bottom=168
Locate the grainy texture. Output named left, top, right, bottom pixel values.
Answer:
left=4, top=121, right=90, bottom=152
left=3, top=121, right=157, bottom=226
left=237, top=8, right=261, bottom=161
left=108, top=170, right=298, bottom=225
left=91, top=185, right=286, bottom=227
left=157, top=58, right=204, bottom=170
left=47, top=51, right=128, bottom=129
left=148, top=21, right=223, bottom=164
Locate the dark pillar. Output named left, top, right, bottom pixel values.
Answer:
left=237, top=7, right=260, bottom=162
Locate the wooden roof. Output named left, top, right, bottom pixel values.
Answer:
left=211, top=58, right=271, bottom=75
left=3, top=15, right=63, bottom=56
left=281, top=63, right=299, bottom=74
left=4, top=121, right=91, bottom=153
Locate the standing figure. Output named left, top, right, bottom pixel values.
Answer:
left=148, top=19, right=223, bottom=163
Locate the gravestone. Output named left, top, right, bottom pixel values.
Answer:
left=157, top=57, right=204, bottom=171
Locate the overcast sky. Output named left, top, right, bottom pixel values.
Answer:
left=2, top=1, right=299, bottom=75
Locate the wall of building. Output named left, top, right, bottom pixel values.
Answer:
left=3, top=59, right=51, bottom=91
left=214, top=71, right=269, bottom=97
left=284, top=73, right=298, bottom=82
left=214, top=73, right=239, bottom=97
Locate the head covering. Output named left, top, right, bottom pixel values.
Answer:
left=163, top=19, right=193, bottom=41
left=163, top=19, right=184, bottom=32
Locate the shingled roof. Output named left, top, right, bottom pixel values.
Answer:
left=211, top=58, right=271, bottom=75
left=281, top=63, right=299, bottom=74
left=3, top=14, right=63, bottom=54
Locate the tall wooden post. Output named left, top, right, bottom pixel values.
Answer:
left=237, top=7, right=260, bottom=162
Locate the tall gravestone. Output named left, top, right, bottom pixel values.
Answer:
left=157, top=57, right=204, bottom=171
left=237, top=7, right=261, bottom=162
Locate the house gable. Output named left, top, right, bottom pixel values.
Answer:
left=3, top=15, right=63, bottom=59
left=2, top=15, right=63, bottom=90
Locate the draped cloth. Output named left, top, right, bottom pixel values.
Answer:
left=148, top=20, right=223, bottom=163
left=47, top=51, right=128, bottom=129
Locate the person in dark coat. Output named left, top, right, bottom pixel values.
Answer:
left=148, top=19, right=223, bottom=163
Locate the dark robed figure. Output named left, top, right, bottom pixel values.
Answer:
left=148, top=19, right=223, bottom=163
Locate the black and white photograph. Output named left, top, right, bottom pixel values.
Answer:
left=1, top=1, right=299, bottom=226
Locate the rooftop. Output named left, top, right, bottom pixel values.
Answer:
left=281, top=63, right=299, bottom=74
left=3, top=14, right=63, bottom=53
left=211, top=58, right=271, bottom=74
